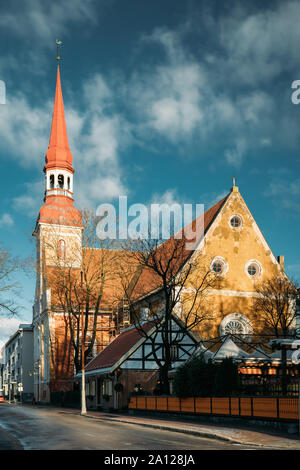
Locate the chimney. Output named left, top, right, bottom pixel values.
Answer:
left=277, top=255, right=285, bottom=271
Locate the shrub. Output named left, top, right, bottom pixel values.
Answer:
left=173, top=355, right=240, bottom=397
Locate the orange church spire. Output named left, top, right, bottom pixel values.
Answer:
left=44, top=64, right=74, bottom=173
left=34, top=46, right=82, bottom=229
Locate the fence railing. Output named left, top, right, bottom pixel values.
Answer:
left=128, top=396, right=299, bottom=422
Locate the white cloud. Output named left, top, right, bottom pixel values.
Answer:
left=0, top=94, right=51, bottom=168
left=13, top=181, right=44, bottom=217
left=0, top=213, right=14, bottom=228
left=264, top=174, right=300, bottom=215
left=0, top=317, right=23, bottom=351
left=6, top=73, right=130, bottom=215
left=225, top=138, right=248, bottom=168
left=152, top=189, right=180, bottom=205
left=0, top=0, right=98, bottom=44
left=220, top=1, right=300, bottom=85
left=124, top=23, right=281, bottom=167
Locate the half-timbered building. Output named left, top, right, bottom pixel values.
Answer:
left=78, top=314, right=198, bottom=410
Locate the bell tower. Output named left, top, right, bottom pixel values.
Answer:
left=32, top=46, right=83, bottom=402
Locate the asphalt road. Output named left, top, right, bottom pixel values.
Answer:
left=0, top=404, right=255, bottom=450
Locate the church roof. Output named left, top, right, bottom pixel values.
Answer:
left=35, top=64, right=81, bottom=229
left=131, top=195, right=229, bottom=300
left=44, top=193, right=230, bottom=309
left=44, top=65, right=74, bottom=173
left=36, top=195, right=82, bottom=227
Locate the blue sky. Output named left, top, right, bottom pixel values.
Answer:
left=0, top=0, right=299, bottom=347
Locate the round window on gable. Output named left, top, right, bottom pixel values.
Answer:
left=230, top=215, right=242, bottom=229
left=245, top=260, right=262, bottom=279
left=211, top=257, right=228, bottom=275
left=212, top=261, right=224, bottom=274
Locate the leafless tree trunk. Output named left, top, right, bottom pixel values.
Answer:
left=46, top=210, right=119, bottom=375
left=0, top=246, right=22, bottom=316
left=253, top=275, right=299, bottom=395
left=118, top=236, right=222, bottom=395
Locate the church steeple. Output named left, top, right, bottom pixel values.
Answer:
left=34, top=55, right=82, bottom=229
left=44, top=64, right=74, bottom=174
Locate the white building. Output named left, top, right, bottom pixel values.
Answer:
left=3, top=324, right=34, bottom=403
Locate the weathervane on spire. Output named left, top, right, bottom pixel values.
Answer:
left=56, top=39, right=62, bottom=62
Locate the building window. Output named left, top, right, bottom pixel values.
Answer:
left=170, top=345, right=179, bottom=361
left=212, top=261, right=223, bottom=273
left=58, top=239, right=66, bottom=260
left=210, top=257, right=228, bottom=275
left=248, top=264, right=257, bottom=276
left=50, top=174, right=54, bottom=189
left=219, top=313, right=253, bottom=341
left=58, top=174, right=64, bottom=189
left=230, top=215, right=242, bottom=229
left=102, top=379, right=112, bottom=397
left=245, top=260, right=262, bottom=279
left=67, top=177, right=70, bottom=190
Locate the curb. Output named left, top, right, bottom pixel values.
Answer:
left=59, top=410, right=298, bottom=449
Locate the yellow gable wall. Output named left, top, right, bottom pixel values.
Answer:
left=184, top=187, right=283, bottom=339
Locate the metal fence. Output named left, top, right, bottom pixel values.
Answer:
left=128, top=396, right=299, bottom=421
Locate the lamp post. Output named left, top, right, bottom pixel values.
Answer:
left=80, top=270, right=87, bottom=415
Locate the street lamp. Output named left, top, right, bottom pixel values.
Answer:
left=80, top=270, right=87, bottom=415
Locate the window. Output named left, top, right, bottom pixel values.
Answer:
left=58, top=239, right=66, bottom=260
left=230, top=215, right=242, bottom=229
left=210, top=257, right=228, bottom=275
left=247, top=264, right=257, bottom=276
left=50, top=174, right=54, bottom=189
left=212, top=261, right=223, bottom=273
left=163, top=345, right=179, bottom=361
left=170, top=345, right=179, bottom=361
left=245, top=260, right=262, bottom=279
left=67, top=177, right=70, bottom=190
left=57, top=174, right=64, bottom=189
left=102, top=379, right=112, bottom=397
left=219, top=313, right=253, bottom=341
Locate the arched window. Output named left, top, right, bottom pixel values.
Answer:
left=50, top=174, right=54, bottom=189
left=58, top=239, right=66, bottom=260
left=67, top=177, right=70, bottom=190
left=58, top=174, right=64, bottom=189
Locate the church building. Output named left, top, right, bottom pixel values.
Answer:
left=32, top=61, right=287, bottom=403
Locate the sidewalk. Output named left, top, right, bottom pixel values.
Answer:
left=57, top=407, right=300, bottom=449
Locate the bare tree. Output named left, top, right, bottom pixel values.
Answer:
left=253, top=275, right=299, bottom=395
left=0, top=245, right=21, bottom=316
left=119, top=235, right=222, bottom=395
left=46, top=211, right=119, bottom=376
left=253, top=276, right=299, bottom=338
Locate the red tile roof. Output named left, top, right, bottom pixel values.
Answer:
left=131, top=195, right=229, bottom=299
left=45, top=195, right=229, bottom=309
left=85, top=321, right=156, bottom=373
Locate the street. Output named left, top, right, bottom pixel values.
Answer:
left=0, top=404, right=255, bottom=450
